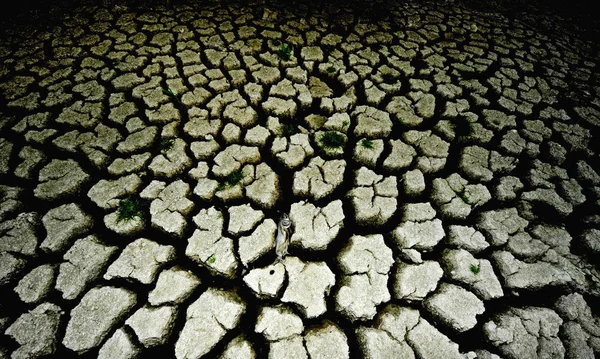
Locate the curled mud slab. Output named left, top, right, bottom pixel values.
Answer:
left=1, top=0, right=600, bottom=358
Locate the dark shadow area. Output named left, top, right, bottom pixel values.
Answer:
left=1, top=0, right=599, bottom=45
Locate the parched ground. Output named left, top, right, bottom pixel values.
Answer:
left=1, top=0, right=600, bottom=358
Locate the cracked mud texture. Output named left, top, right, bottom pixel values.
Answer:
left=1, top=0, right=600, bottom=358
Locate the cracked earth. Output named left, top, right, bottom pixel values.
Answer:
left=1, top=0, right=600, bottom=358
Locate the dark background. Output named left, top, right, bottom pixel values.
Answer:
left=0, top=0, right=598, bottom=43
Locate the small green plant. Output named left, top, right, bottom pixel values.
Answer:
left=217, top=170, right=245, bottom=191
left=207, top=256, right=216, bottom=264
left=275, top=43, right=293, bottom=60
left=458, top=190, right=470, bottom=204
left=282, top=123, right=299, bottom=136
left=327, top=66, right=337, bottom=73
left=470, top=263, right=480, bottom=275
left=117, top=197, right=144, bottom=222
left=159, top=138, right=175, bottom=153
left=227, top=170, right=245, bottom=185
left=320, top=131, right=346, bottom=149
left=361, top=138, right=374, bottom=149
left=342, top=120, right=350, bottom=129
left=162, top=86, right=182, bottom=105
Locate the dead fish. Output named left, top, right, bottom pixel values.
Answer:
left=275, top=214, right=292, bottom=260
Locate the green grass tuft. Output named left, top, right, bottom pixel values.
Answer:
left=117, top=197, right=144, bottom=222
left=470, top=263, right=480, bottom=275
left=227, top=170, right=245, bottom=186
left=159, top=138, right=175, bottom=153
left=320, top=131, right=346, bottom=149
left=458, top=190, right=470, bottom=204
left=162, top=86, right=182, bottom=105
left=275, top=43, right=293, bottom=60
left=207, top=256, right=216, bottom=264
left=162, top=86, right=175, bottom=97
left=282, top=123, right=299, bottom=136
left=361, top=138, right=374, bottom=149
left=217, top=170, right=245, bottom=191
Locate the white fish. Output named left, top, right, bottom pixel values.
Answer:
left=275, top=214, right=292, bottom=260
